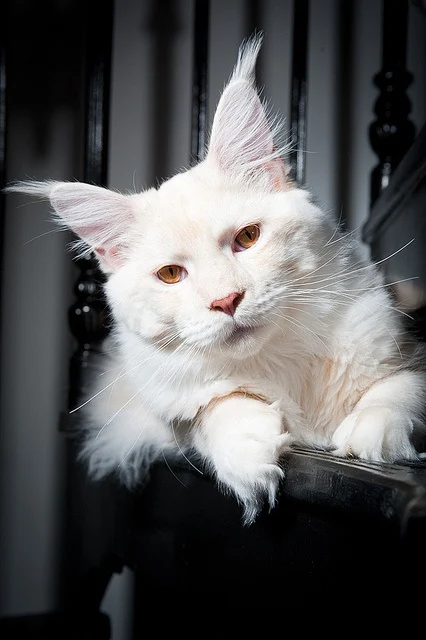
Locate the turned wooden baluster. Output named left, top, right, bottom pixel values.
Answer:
left=67, top=257, right=110, bottom=411
left=66, top=0, right=113, bottom=415
left=60, top=0, right=118, bottom=607
left=369, top=0, right=415, bottom=208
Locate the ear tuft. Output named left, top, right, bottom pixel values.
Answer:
left=206, top=33, right=291, bottom=190
left=5, top=180, right=135, bottom=271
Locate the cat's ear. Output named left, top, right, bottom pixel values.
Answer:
left=5, top=180, right=135, bottom=271
left=206, top=35, right=291, bottom=190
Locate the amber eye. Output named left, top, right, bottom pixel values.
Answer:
left=156, top=265, right=185, bottom=284
left=234, top=224, right=260, bottom=251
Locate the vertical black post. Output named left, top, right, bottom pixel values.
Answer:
left=369, top=0, right=415, bottom=208
left=245, top=0, right=262, bottom=42
left=61, top=0, right=119, bottom=614
left=289, top=0, right=309, bottom=185
left=0, top=0, right=7, bottom=416
left=65, top=0, right=114, bottom=415
left=83, top=0, right=113, bottom=187
left=190, top=0, right=210, bottom=164
left=0, top=5, right=6, bottom=198
left=146, top=0, right=179, bottom=184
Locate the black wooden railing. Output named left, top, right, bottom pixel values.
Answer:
left=289, top=0, right=309, bottom=185
left=0, top=3, right=6, bottom=230
left=191, top=0, right=210, bottom=164
left=0, top=1, right=7, bottom=410
left=66, top=0, right=113, bottom=414
left=369, top=0, right=415, bottom=207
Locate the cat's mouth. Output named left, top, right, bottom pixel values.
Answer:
left=225, top=323, right=263, bottom=344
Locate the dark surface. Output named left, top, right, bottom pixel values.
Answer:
left=0, top=612, right=110, bottom=640
left=112, top=448, right=426, bottom=623
left=3, top=448, right=425, bottom=636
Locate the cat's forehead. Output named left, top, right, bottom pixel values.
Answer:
left=148, top=167, right=254, bottom=235
left=130, top=169, right=262, bottom=262
left=130, top=167, right=309, bottom=263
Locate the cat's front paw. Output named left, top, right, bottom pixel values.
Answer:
left=217, top=452, right=288, bottom=526
left=196, top=398, right=292, bottom=525
left=331, top=406, right=418, bottom=463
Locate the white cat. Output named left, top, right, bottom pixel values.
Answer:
left=8, top=36, right=426, bottom=524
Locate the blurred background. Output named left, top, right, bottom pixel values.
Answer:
left=0, top=0, right=425, bottom=638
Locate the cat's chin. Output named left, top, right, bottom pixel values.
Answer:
left=221, top=324, right=269, bottom=359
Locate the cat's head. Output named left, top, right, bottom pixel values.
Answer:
left=8, top=35, right=332, bottom=360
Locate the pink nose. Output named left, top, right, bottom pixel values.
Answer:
left=210, top=291, right=245, bottom=317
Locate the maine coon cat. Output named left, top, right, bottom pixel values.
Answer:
left=9, top=35, right=426, bottom=524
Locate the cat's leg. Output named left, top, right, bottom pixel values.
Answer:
left=331, top=370, right=425, bottom=462
left=192, top=393, right=292, bottom=524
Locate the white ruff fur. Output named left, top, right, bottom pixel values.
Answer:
left=8, top=35, right=426, bottom=524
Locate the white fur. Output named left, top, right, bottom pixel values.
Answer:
left=7, top=35, right=426, bottom=524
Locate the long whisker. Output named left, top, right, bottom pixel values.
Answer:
left=161, top=450, right=188, bottom=487
left=23, top=227, right=61, bottom=245
left=288, top=244, right=349, bottom=286
left=324, top=223, right=363, bottom=247
left=269, top=310, right=332, bottom=356
left=147, top=342, right=207, bottom=474
left=285, top=238, right=415, bottom=298
left=320, top=289, right=403, bottom=358
left=284, top=291, right=415, bottom=323
left=171, top=421, right=204, bottom=475
left=323, top=204, right=345, bottom=246
left=71, top=330, right=182, bottom=414
left=276, top=303, right=329, bottom=327
left=105, top=350, right=144, bottom=417
left=70, top=359, right=145, bottom=414
left=97, top=336, right=191, bottom=436
left=266, top=314, right=314, bottom=353
left=118, top=341, right=205, bottom=474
